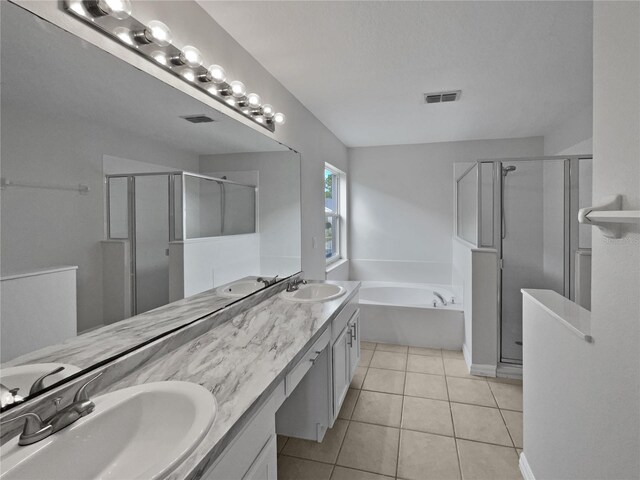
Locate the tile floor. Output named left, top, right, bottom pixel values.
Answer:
left=277, top=342, right=523, bottom=480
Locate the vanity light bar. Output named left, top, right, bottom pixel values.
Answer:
left=64, top=0, right=286, bottom=132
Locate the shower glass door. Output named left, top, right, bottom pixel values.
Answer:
left=134, top=175, right=170, bottom=315
left=499, top=159, right=568, bottom=363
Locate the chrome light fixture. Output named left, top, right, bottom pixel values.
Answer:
left=64, top=1, right=285, bottom=132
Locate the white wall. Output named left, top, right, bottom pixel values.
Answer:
left=523, top=3, right=640, bottom=478
left=348, top=137, right=543, bottom=284
left=543, top=104, right=593, bottom=156
left=0, top=106, right=199, bottom=332
left=12, top=0, right=348, bottom=281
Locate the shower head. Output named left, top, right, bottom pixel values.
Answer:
left=502, top=165, right=517, bottom=176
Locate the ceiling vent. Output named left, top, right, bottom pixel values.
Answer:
left=423, top=90, right=462, bottom=104
left=181, top=115, right=216, bottom=124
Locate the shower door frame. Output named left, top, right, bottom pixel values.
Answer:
left=106, top=171, right=258, bottom=316
left=474, top=155, right=592, bottom=368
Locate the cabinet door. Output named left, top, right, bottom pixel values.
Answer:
left=244, top=435, right=277, bottom=480
left=348, top=310, right=361, bottom=379
left=332, top=325, right=350, bottom=417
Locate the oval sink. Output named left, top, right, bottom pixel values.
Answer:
left=0, top=363, right=81, bottom=396
left=0, top=381, right=216, bottom=480
left=282, top=283, right=346, bottom=303
left=217, top=280, right=264, bottom=298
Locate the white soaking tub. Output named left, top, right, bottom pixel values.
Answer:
left=359, top=281, right=464, bottom=350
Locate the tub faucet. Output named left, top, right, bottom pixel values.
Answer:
left=433, top=291, right=448, bottom=306
left=0, top=373, right=102, bottom=446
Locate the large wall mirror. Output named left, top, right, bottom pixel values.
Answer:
left=0, top=1, right=301, bottom=409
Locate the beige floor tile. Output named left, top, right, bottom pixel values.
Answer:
left=488, top=383, right=523, bottom=412
left=369, top=351, right=407, bottom=371
left=408, top=346, right=442, bottom=357
left=443, top=358, right=480, bottom=380
left=361, top=341, right=377, bottom=350
left=404, top=372, right=448, bottom=401
left=336, top=422, right=399, bottom=477
left=487, top=376, right=523, bottom=386
left=351, top=366, right=367, bottom=389
left=442, top=349, right=464, bottom=359
left=351, top=390, right=403, bottom=427
left=401, top=396, right=454, bottom=437
left=407, top=354, right=445, bottom=375
left=277, top=435, right=288, bottom=453
left=376, top=343, right=409, bottom=353
left=447, top=377, right=497, bottom=407
left=330, top=466, right=393, bottom=480
left=362, top=368, right=405, bottom=395
left=398, top=430, right=461, bottom=480
left=338, top=388, right=360, bottom=420
left=282, top=419, right=349, bottom=463
left=359, top=349, right=374, bottom=367
left=501, top=410, right=523, bottom=448
left=277, top=455, right=333, bottom=480
left=451, top=403, right=513, bottom=447
left=457, top=439, right=521, bottom=480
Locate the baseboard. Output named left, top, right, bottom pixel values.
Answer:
left=519, top=452, right=535, bottom=480
left=462, top=343, right=497, bottom=377
left=497, top=363, right=523, bottom=380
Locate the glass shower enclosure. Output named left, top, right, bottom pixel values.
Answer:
left=456, top=155, right=593, bottom=364
left=106, top=171, right=256, bottom=315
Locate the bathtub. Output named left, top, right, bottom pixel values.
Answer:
left=359, top=281, right=464, bottom=350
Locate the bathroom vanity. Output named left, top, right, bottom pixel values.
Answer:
left=0, top=280, right=360, bottom=480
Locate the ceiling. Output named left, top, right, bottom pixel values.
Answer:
left=2, top=2, right=286, bottom=156
left=197, top=1, right=593, bottom=147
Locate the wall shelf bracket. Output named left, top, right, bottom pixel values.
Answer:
left=578, top=194, right=640, bottom=238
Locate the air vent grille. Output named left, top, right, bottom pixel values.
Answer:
left=423, top=90, right=461, bottom=104
left=181, top=115, right=216, bottom=124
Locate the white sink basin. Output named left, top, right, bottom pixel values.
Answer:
left=282, top=283, right=346, bottom=303
left=0, top=381, right=216, bottom=480
left=0, top=363, right=81, bottom=396
left=217, top=280, right=264, bottom=298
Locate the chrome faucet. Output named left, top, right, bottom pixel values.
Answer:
left=286, top=278, right=307, bottom=292
left=433, top=291, right=448, bottom=306
left=29, top=365, right=65, bottom=396
left=257, top=275, right=279, bottom=287
left=0, top=373, right=102, bottom=446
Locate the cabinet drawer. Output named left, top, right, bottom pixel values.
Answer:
left=285, top=328, right=330, bottom=396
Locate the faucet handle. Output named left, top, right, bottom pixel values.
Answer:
left=73, top=372, right=103, bottom=403
left=29, top=366, right=65, bottom=395
left=0, top=412, right=52, bottom=445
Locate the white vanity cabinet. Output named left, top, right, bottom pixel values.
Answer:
left=276, top=293, right=360, bottom=442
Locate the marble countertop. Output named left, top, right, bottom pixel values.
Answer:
left=3, top=276, right=270, bottom=370
left=103, top=280, right=361, bottom=480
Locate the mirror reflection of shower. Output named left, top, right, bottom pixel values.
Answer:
left=501, top=165, right=517, bottom=239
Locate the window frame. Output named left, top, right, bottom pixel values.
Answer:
left=324, top=164, right=342, bottom=265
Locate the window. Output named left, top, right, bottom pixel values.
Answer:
left=325, top=165, right=341, bottom=263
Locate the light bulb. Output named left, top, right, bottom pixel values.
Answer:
left=207, top=65, right=226, bottom=84
left=181, top=46, right=203, bottom=68
left=207, top=85, right=218, bottom=95
left=230, top=81, right=246, bottom=98
left=151, top=51, right=168, bottom=65
left=247, top=93, right=261, bottom=108
left=85, top=0, right=132, bottom=19
left=145, top=20, right=172, bottom=46
left=274, top=112, right=286, bottom=125
left=261, top=104, right=275, bottom=118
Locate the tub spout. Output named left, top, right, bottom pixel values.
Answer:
left=433, top=291, right=448, bottom=306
